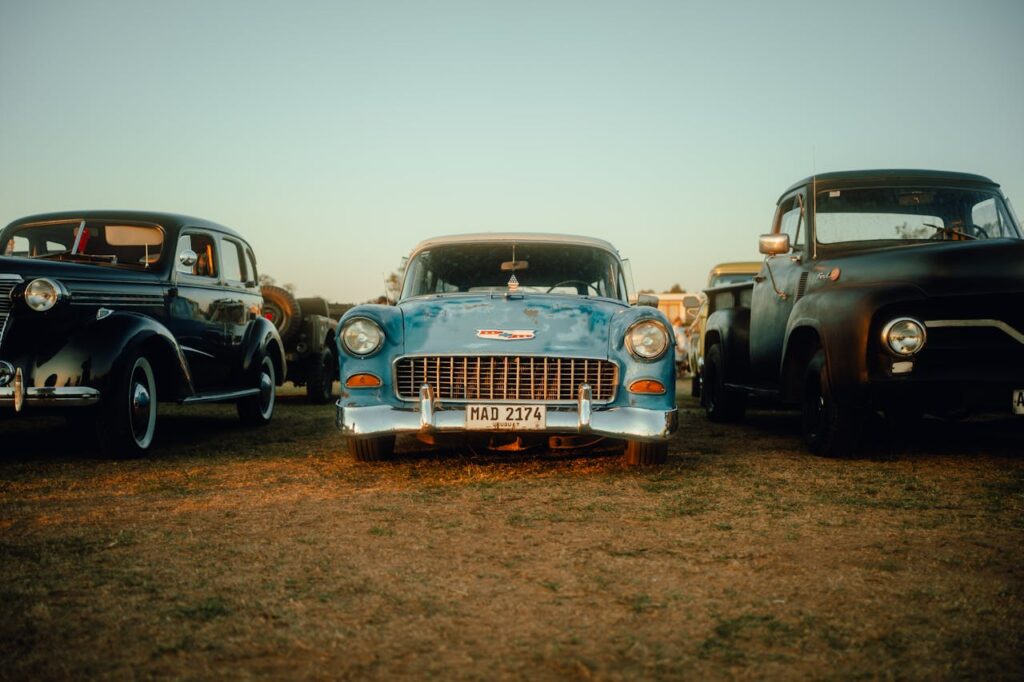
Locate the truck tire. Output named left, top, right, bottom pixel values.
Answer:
left=261, top=285, right=302, bottom=343
left=296, top=297, right=332, bottom=319
left=623, top=440, right=668, bottom=466
left=703, top=343, right=745, bottom=422
left=306, top=348, right=336, bottom=404
left=349, top=435, right=395, bottom=462
left=690, top=372, right=701, bottom=397
left=802, top=349, right=859, bottom=457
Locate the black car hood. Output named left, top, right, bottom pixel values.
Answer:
left=0, top=255, right=165, bottom=284
left=816, top=238, right=1024, bottom=297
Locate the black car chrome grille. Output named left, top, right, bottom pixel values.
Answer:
left=0, top=276, right=22, bottom=349
left=395, top=355, right=618, bottom=403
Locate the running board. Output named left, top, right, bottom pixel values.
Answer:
left=181, top=388, right=259, bottom=405
left=725, top=383, right=781, bottom=400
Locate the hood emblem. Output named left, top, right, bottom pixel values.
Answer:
left=476, top=329, right=535, bottom=341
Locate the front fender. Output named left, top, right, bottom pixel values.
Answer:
left=336, top=304, right=405, bottom=407
left=240, top=317, right=287, bottom=385
left=607, top=306, right=676, bottom=409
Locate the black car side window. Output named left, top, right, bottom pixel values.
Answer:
left=221, top=239, right=246, bottom=285
left=176, top=232, right=218, bottom=279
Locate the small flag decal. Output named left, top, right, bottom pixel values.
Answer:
left=507, top=274, right=519, bottom=292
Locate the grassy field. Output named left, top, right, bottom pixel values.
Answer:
left=1, top=388, right=1022, bottom=680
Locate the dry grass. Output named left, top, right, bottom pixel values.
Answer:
left=1, top=388, right=1023, bottom=680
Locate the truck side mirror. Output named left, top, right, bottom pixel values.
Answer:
left=759, top=233, right=790, bottom=255
left=636, top=293, right=659, bottom=307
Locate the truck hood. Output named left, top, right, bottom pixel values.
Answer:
left=0, top=255, right=165, bottom=284
left=398, top=294, right=629, bottom=356
left=818, top=238, right=1024, bottom=297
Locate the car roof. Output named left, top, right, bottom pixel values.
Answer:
left=709, top=261, right=761, bottom=274
left=779, top=169, right=999, bottom=202
left=5, top=210, right=247, bottom=241
left=408, top=232, right=620, bottom=256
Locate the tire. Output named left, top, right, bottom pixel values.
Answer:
left=690, top=372, right=701, bottom=398
left=349, top=436, right=396, bottom=462
left=237, top=355, right=276, bottom=425
left=296, top=297, right=332, bottom=319
left=306, top=348, right=336, bottom=404
left=802, top=349, right=859, bottom=457
left=97, top=353, right=157, bottom=458
left=623, top=440, right=668, bottom=467
left=261, top=285, right=302, bottom=343
left=703, top=343, right=745, bottom=422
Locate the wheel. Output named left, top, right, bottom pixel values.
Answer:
left=801, top=349, right=859, bottom=457
left=97, top=353, right=157, bottom=457
left=237, top=355, right=276, bottom=425
left=690, top=372, right=701, bottom=397
left=306, top=348, right=336, bottom=404
left=348, top=435, right=396, bottom=462
left=702, top=343, right=745, bottom=422
left=623, top=440, right=667, bottom=467
left=261, top=285, right=303, bottom=343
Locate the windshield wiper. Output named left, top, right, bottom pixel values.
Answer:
left=923, top=222, right=977, bottom=241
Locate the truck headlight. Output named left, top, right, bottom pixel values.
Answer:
left=341, top=317, right=385, bottom=356
left=24, top=278, right=63, bottom=312
left=625, top=319, right=669, bottom=360
left=882, top=317, right=926, bottom=356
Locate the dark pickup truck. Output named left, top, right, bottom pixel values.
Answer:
left=701, top=169, right=1024, bottom=455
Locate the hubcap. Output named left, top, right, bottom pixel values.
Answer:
left=129, top=363, right=155, bottom=446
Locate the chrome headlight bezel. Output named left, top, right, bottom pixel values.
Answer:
left=24, top=278, right=64, bottom=312
left=341, top=317, right=385, bottom=357
left=881, top=317, right=927, bottom=356
left=625, top=319, right=670, bottom=361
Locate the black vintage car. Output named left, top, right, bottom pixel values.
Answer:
left=0, top=211, right=286, bottom=456
left=701, top=170, right=1024, bottom=455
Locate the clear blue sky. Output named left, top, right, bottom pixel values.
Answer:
left=2, top=0, right=1022, bottom=301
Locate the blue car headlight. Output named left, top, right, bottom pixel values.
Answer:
left=625, top=319, right=669, bottom=360
left=341, top=317, right=385, bottom=356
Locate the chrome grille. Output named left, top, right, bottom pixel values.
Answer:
left=395, top=355, right=618, bottom=403
left=0, top=275, right=22, bottom=349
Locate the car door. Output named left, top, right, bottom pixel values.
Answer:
left=167, top=229, right=230, bottom=390
left=216, top=235, right=262, bottom=384
left=749, top=188, right=809, bottom=381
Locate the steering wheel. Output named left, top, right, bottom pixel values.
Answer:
left=965, top=223, right=990, bottom=239
left=546, top=280, right=600, bottom=295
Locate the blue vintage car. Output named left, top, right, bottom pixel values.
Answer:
left=335, top=234, right=678, bottom=466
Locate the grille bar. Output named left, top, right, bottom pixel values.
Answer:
left=395, top=355, right=618, bottom=403
left=0, top=276, right=22, bottom=350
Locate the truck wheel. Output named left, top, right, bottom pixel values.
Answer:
left=261, top=285, right=302, bottom=343
left=703, top=343, right=745, bottom=422
left=306, top=348, right=336, bottom=404
left=237, top=355, right=276, bottom=425
left=97, top=353, right=157, bottom=458
left=623, top=440, right=668, bottom=466
left=802, top=350, right=858, bottom=457
left=690, top=372, right=701, bottom=398
left=349, top=435, right=395, bottom=462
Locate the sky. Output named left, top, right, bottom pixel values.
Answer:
left=1, top=0, right=1022, bottom=301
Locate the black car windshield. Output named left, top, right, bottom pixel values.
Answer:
left=2, top=220, right=165, bottom=269
left=401, top=242, right=626, bottom=301
left=814, top=186, right=1022, bottom=244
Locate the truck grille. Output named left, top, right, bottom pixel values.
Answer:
left=395, top=355, right=618, bottom=403
left=0, top=276, right=21, bottom=350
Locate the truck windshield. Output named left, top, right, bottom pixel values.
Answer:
left=401, top=242, right=625, bottom=301
left=814, top=187, right=1021, bottom=244
left=2, top=220, right=165, bottom=269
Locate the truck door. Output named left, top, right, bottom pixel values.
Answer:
left=749, top=189, right=808, bottom=381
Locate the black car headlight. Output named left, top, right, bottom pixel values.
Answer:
left=882, top=317, right=927, bottom=356
left=341, top=317, right=385, bottom=356
left=625, top=319, right=670, bottom=360
left=24, top=278, right=64, bottom=312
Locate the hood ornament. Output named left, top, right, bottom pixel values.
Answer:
left=476, top=329, right=536, bottom=341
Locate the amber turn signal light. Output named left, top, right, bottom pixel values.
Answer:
left=628, top=379, right=666, bottom=394
left=345, top=373, right=382, bottom=388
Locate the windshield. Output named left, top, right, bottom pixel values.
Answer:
left=710, top=272, right=757, bottom=287
left=2, top=220, right=165, bottom=269
left=401, top=242, right=626, bottom=301
left=814, top=186, right=1021, bottom=244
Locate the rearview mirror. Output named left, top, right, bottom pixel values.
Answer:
left=636, top=293, right=659, bottom=307
left=759, top=233, right=790, bottom=255
left=501, top=260, right=529, bottom=271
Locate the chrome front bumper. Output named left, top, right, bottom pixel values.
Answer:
left=336, top=384, right=678, bottom=441
left=0, top=367, right=100, bottom=411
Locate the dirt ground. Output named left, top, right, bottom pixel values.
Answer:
left=1, top=386, right=1022, bottom=680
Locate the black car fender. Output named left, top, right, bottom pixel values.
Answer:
left=239, top=316, right=287, bottom=385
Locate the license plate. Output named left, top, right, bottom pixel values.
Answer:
left=466, top=404, right=546, bottom=430
left=1014, top=389, right=1024, bottom=415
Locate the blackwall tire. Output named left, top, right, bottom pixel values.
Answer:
left=802, top=350, right=859, bottom=457
left=623, top=440, right=668, bottom=467
left=261, top=285, right=302, bottom=343
left=703, top=343, right=745, bottom=422
left=349, top=436, right=396, bottom=462
left=306, top=348, right=336, bottom=404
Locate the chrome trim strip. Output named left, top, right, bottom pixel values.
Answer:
left=180, top=388, right=259, bottom=404
left=336, top=400, right=678, bottom=441
left=0, top=385, right=101, bottom=408
left=924, top=319, right=1024, bottom=346
left=181, top=345, right=217, bottom=359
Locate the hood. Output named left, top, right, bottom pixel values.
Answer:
left=0, top=255, right=165, bottom=284
left=818, top=238, right=1024, bottom=297
left=399, top=294, right=630, bottom=357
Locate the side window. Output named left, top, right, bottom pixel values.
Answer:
left=971, top=197, right=1014, bottom=238
left=775, top=193, right=804, bottom=249
left=4, top=235, right=29, bottom=256
left=221, top=239, right=246, bottom=284
left=176, top=232, right=218, bottom=278
left=245, top=248, right=258, bottom=285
